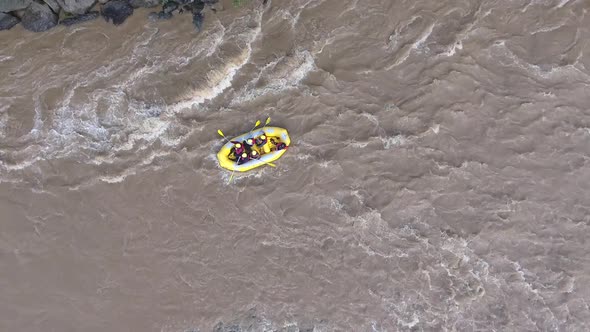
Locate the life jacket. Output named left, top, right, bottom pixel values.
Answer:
left=230, top=141, right=245, bottom=155
left=232, top=142, right=245, bottom=155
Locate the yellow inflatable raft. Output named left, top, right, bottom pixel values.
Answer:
left=217, top=126, right=291, bottom=172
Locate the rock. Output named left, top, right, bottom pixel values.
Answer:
left=21, top=1, right=58, bottom=32
left=129, top=0, right=159, bottom=8
left=43, top=0, right=61, bottom=13
left=148, top=11, right=172, bottom=21
left=60, top=10, right=98, bottom=25
left=186, top=0, right=203, bottom=13
left=162, top=1, right=178, bottom=14
left=157, top=11, right=173, bottom=19
left=0, top=12, right=21, bottom=30
left=100, top=0, right=133, bottom=25
left=192, top=11, right=202, bottom=31
left=56, top=0, right=97, bottom=15
left=0, top=0, right=32, bottom=12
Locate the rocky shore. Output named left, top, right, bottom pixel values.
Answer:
left=0, top=0, right=220, bottom=32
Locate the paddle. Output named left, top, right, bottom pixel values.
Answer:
left=262, top=117, right=271, bottom=129
left=228, top=156, right=240, bottom=184
left=217, top=129, right=231, bottom=144
left=249, top=120, right=261, bottom=134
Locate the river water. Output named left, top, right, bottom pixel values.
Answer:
left=1, top=0, right=589, bottom=331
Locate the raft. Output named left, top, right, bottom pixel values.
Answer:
left=217, top=126, right=290, bottom=172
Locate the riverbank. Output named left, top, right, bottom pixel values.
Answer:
left=0, top=0, right=223, bottom=32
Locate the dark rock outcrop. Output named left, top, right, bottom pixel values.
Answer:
left=101, top=0, right=133, bottom=25
left=192, top=11, right=202, bottom=31
left=1, top=0, right=220, bottom=33
left=21, top=1, right=58, bottom=32
left=129, top=0, right=159, bottom=8
left=43, top=0, right=61, bottom=13
left=56, top=0, right=96, bottom=15
left=0, top=12, right=21, bottom=30
left=162, top=1, right=178, bottom=14
left=60, top=10, right=99, bottom=25
left=187, top=0, right=204, bottom=13
left=0, top=0, right=32, bottom=12
left=148, top=10, right=172, bottom=21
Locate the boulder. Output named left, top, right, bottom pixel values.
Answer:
left=43, top=0, right=61, bottom=13
left=56, top=0, right=96, bottom=15
left=187, top=0, right=203, bottom=13
left=0, top=0, right=32, bottom=12
left=192, top=11, right=202, bottom=31
left=129, top=0, right=159, bottom=8
left=162, top=1, right=178, bottom=14
left=60, top=10, right=98, bottom=25
left=0, top=12, right=20, bottom=30
left=100, top=0, right=133, bottom=25
left=172, top=0, right=207, bottom=11
left=21, top=1, right=58, bottom=32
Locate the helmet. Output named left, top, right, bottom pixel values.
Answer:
left=246, top=138, right=253, bottom=145
left=241, top=152, right=248, bottom=159
left=260, top=134, right=266, bottom=140
left=235, top=143, right=241, bottom=148
left=251, top=150, right=258, bottom=156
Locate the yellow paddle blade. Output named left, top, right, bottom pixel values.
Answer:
left=249, top=120, right=262, bottom=133
left=265, top=117, right=271, bottom=125
left=217, top=129, right=225, bottom=137
left=266, top=162, right=276, bottom=167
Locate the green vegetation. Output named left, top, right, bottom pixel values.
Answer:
left=232, top=0, right=250, bottom=7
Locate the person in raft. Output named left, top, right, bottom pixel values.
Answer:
left=229, top=138, right=255, bottom=161
left=254, top=134, right=270, bottom=154
left=228, top=142, right=245, bottom=161
left=250, top=150, right=260, bottom=160
left=237, top=152, right=250, bottom=165
left=229, top=135, right=286, bottom=163
left=268, top=137, right=287, bottom=151
left=255, top=134, right=267, bottom=147
left=235, top=150, right=260, bottom=165
left=244, top=138, right=255, bottom=151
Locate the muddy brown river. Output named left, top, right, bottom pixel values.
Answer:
left=1, top=0, right=590, bottom=331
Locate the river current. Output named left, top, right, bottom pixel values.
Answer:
left=1, top=0, right=589, bottom=331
